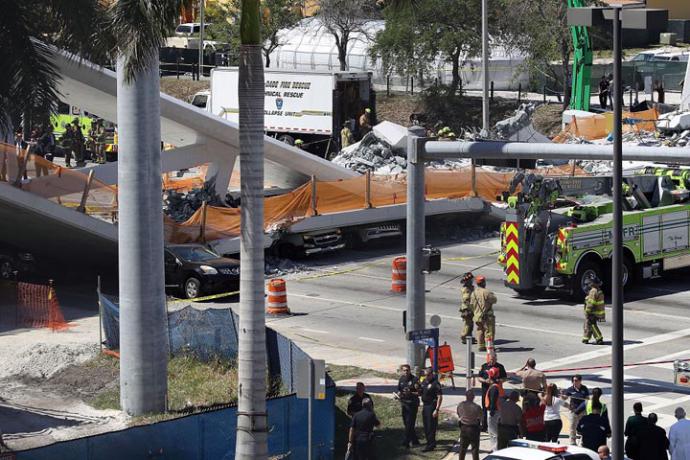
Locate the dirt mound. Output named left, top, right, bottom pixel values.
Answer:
left=0, top=343, right=98, bottom=380
left=34, top=355, right=119, bottom=397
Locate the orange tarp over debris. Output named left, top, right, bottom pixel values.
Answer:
left=166, top=164, right=583, bottom=244
left=553, top=108, right=659, bottom=142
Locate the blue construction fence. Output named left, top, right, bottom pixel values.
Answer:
left=10, top=295, right=336, bottom=459
left=15, top=386, right=335, bottom=460
left=100, top=294, right=310, bottom=394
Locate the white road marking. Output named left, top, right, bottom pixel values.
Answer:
left=302, top=328, right=328, bottom=334
left=289, top=293, right=581, bottom=338
left=358, top=337, right=385, bottom=343
left=623, top=309, right=690, bottom=323
left=539, top=327, right=690, bottom=370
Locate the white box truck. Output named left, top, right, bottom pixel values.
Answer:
left=200, top=67, right=376, bottom=156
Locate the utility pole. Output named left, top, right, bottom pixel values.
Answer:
left=198, top=0, right=205, bottom=79
left=611, top=7, right=624, bottom=460
left=481, top=0, right=490, bottom=134
left=406, top=126, right=427, bottom=369
left=474, top=0, right=490, bottom=197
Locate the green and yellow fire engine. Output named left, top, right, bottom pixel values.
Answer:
left=498, top=168, right=690, bottom=298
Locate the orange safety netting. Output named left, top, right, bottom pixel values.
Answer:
left=553, top=108, right=659, bottom=142
left=16, top=282, right=69, bottom=331
left=1, top=142, right=118, bottom=221
left=166, top=164, right=584, bottom=244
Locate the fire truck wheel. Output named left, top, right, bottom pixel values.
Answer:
left=573, top=260, right=603, bottom=301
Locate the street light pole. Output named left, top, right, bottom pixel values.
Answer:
left=611, top=7, right=624, bottom=460
left=198, top=0, right=205, bottom=79
left=406, top=126, right=427, bottom=369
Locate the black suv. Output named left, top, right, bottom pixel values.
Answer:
left=164, top=244, right=240, bottom=299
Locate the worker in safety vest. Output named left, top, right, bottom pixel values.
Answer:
left=583, top=276, right=605, bottom=345
left=460, top=272, right=475, bottom=344
left=484, top=367, right=505, bottom=452
left=471, top=275, right=497, bottom=352
left=294, top=139, right=304, bottom=149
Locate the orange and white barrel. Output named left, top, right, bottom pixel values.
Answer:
left=391, top=257, right=407, bottom=292
left=266, top=279, right=290, bottom=314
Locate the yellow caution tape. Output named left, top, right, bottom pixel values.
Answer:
left=168, top=289, right=240, bottom=304
left=444, top=251, right=499, bottom=262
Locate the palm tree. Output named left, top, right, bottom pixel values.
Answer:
left=109, top=0, right=186, bottom=416
left=235, top=0, right=268, bottom=457
left=1, top=0, right=184, bottom=416
left=0, top=0, right=111, bottom=131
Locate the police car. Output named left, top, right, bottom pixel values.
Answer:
left=484, top=440, right=599, bottom=460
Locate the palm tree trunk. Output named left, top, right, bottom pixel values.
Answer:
left=116, top=52, right=169, bottom=416
left=235, top=0, right=267, bottom=458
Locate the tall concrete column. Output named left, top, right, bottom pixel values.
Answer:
left=406, top=126, right=427, bottom=369
left=116, top=53, right=169, bottom=415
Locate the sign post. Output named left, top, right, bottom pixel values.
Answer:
left=466, top=338, right=474, bottom=390
left=407, top=328, right=439, bottom=372
left=297, top=358, right=326, bottom=460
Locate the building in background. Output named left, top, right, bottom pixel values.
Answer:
left=647, top=0, right=690, bottom=20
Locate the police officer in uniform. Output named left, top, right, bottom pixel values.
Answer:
left=471, top=275, right=497, bottom=352
left=583, top=276, right=605, bottom=345
left=460, top=272, right=475, bottom=344
left=349, top=398, right=380, bottom=459
left=420, top=367, right=443, bottom=452
left=396, top=364, right=421, bottom=448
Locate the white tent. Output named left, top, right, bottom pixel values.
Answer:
left=268, top=18, right=530, bottom=91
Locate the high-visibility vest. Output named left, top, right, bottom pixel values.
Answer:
left=586, top=399, right=607, bottom=415
left=484, top=383, right=505, bottom=410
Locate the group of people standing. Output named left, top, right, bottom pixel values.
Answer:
left=625, top=403, right=690, bottom=460
left=14, top=118, right=109, bottom=171
left=345, top=366, right=443, bottom=459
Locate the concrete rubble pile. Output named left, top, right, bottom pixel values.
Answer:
left=264, top=256, right=311, bottom=277
left=164, top=181, right=222, bottom=222
left=331, top=131, right=404, bottom=175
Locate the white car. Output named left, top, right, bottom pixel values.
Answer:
left=484, top=440, right=598, bottom=460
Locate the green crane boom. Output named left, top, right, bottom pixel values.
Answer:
left=569, top=0, right=593, bottom=111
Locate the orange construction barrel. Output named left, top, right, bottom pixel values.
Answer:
left=391, top=257, right=407, bottom=292
left=266, top=279, right=290, bottom=314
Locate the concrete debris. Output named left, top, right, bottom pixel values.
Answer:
left=332, top=125, right=472, bottom=174
left=494, top=103, right=536, bottom=139
left=265, top=256, right=311, bottom=277
left=373, top=121, right=409, bottom=150
left=164, top=181, right=222, bottom=222
left=331, top=131, right=398, bottom=174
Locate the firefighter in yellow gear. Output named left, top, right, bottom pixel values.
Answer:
left=341, top=122, right=354, bottom=149
left=459, top=272, right=474, bottom=344
left=583, top=276, right=605, bottom=345
left=471, top=275, right=497, bottom=352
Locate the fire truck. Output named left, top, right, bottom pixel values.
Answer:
left=498, top=168, right=690, bottom=298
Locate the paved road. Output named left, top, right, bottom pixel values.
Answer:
left=247, top=236, right=690, bottom=432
